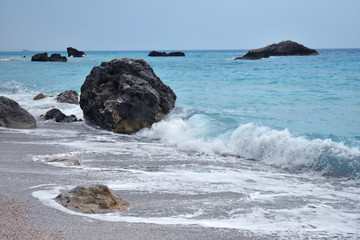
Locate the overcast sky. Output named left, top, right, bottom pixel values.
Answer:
left=0, top=0, right=359, bottom=51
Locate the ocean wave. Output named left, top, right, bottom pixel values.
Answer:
left=138, top=114, right=360, bottom=179
left=0, top=57, right=26, bottom=62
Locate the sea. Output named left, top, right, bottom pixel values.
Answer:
left=1, top=49, right=360, bottom=238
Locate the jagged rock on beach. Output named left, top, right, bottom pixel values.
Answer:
left=33, top=93, right=47, bottom=100
left=235, top=40, right=319, bottom=60
left=45, top=156, right=80, bottom=166
left=56, top=90, right=79, bottom=105
left=67, top=47, right=86, bottom=57
left=44, top=108, right=77, bottom=122
left=80, top=57, right=176, bottom=134
left=148, top=51, right=185, bottom=57
left=0, top=96, right=36, bottom=129
left=31, top=52, right=67, bottom=62
left=56, top=184, right=130, bottom=213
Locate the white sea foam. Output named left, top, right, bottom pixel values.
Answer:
left=138, top=115, right=360, bottom=177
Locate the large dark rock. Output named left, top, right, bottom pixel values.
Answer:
left=56, top=184, right=130, bottom=213
left=67, top=47, right=86, bottom=57
left=31, top=52, right=67, bottom=62
left=31, top=52, right=48, bottom=61
left=0, top=96, right=36, bottom=128
left=56, top=90, right=79, bottom=104
left=44, top=108, right=77, bottom=122
left=148, top=51, right=185, bottom=57
left=80, top=58, right=176, bottom=134
left=235, top=40, right=319, bottom=60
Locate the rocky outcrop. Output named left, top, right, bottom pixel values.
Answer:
left=0, top=96, right=36, bottom=128
left=44, top=108, right=77, bottom=122
left=67, top=47, right=86, bottom=57
left=31, top=53, right=67, bottom=62
left=148, top=51, right=185, bottom=57
left=80, top=58, right=176, bottom=134
left=56, top=90, right=79, bottom=104
left=33, top=93, right=47, bottom=100
left=56, top=185, right=130, bottom=213
left=235, top=40, right=319, bottom=60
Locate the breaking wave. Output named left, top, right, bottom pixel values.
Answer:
left=138, top=113, right=360, bottom=179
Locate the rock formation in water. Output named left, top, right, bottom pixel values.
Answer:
left=0, top=96, right=36, bottom=128
left=56, top=184, right=130, bottom=213
left=80, top=57, right=176, bottom=134
left=67, top=47, right=86, bottom=57
left=44, top=108, right=77, bottom=122
left=235, top=40, right=319, bottom=60
left=33, top=93, right=47, bottom=100
left=56, top=90, right=79, bottom=105
left=31, top=52, right=67, bottom=62
left=148, top=51, right=185, bottom=57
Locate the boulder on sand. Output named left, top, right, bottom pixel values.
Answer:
left=56, top=90, right=79, bottom=105
left=67, top=47, right=86, bottom=57
left=0, top=96, right=36, bottom=128
left=148, top=51, right=185, bottom=57
left=56, top=184, right=130, bottom=213
left=235, top=40, right=319, bottom=60
left=80, top=58, right=176, bottom=134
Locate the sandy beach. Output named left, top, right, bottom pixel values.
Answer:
left=0, top=123, right=270, bottom=240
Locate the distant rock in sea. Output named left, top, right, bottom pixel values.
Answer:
left=0, top=96, right=36, bottom=128
left=235, top=40, right=319, bottom=60
left=80, top=58, right=176, bottom=134
left=148, top=51, right=185, bottom=57
left=31, top=52, right=67, bottom=62
left=67, top=47, right=86, bottom=57
left=56, top=184, right=130, bottom=213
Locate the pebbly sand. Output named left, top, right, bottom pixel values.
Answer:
left=0, top=123, right=267, bottom=240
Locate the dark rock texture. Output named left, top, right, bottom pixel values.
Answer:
left=56, top=90, right=79, bottom=104
left=235, top=40, right=319, bottom=60
left=31, top=52, right=67, bottom=62
left=56, top=185, right=130, bottom=213
left=44, top=108, right=77, bottom=122
left=148, top=51, right=185, bottom=57
left=67, top=47, right=86, bottom=57
left=0, top=96, right=36, bottom=128
left=80, top=58, right=176, bottom=134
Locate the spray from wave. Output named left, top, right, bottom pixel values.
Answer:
left=138, top=112, right=360, bottom=179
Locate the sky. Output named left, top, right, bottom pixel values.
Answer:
left=0, top=0, right=359, bottom=51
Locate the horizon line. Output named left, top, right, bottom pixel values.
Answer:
left=1, top=47, right=360, bottom=53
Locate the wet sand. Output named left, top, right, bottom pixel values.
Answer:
left=0, top=124, right=266, bottom=240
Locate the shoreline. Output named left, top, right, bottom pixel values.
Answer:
left=0, top=124, right=267, bottom=240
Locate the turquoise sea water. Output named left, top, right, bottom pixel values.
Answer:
left=1, top=49, right=359, bottom=178
left=1, top=49, right=360, bottom=237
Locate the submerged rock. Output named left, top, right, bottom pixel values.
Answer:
left=56, top=184, right=130, bottom=213
left=0, top=96, right=36, bottom=128
left=235, top=40, right=319, bottom=60
left=67, top=47, right=86, bottom=57
left=45, top=156, right=80, bottom=166
left=148, top=51, right=185, bottom=57
left=80, top=57, right=176, bottom=134
left=31, top=52, right=67, bottom=62
left=44, top=108, right=77, bottom=122
left=33, top=93, right=47, bottom=100
left=56, top=90, right=79, bottom=105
